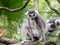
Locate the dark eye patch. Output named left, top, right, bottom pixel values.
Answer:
left=57, top=22, right=60, bottom=26
left=33, top=13, right=35, bottom=16
left=50, top=24, right=55, bottom=28
left=29, top=15, right=31, bottom=17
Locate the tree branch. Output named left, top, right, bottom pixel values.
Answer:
left=0, top=37, right=33, bottom=45
left=45, top=41, right=57, bottom=45
left=0, top=37, right=18, bottom=45
left=45, top=0, right=60, bottom=15
left=0, top=0, right=30, bottom=12
left=9, top=43, right=22, bottom=45
left=0, top=37, right=57, bottom=45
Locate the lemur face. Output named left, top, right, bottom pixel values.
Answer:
left=25, top=9, right=38, bottom=20
left=47, top=23, right=56, bottom=32
left=47, top=18, right=60, bottom=32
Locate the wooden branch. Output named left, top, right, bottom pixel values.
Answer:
left=9, top=41, right=33, bottom=45
left=0, top=37, right=18, bottom=45
left=45, top=0, right=60, bottom=15
left=45, top=41, right=57, bottom=45
left=0, top=37, right=42, bottom=45
left=0, top=37, right=57, bottom=45
left=0, top=37, right=33, bottom=45
left=9, top=43, right=22, bottom=45
left=0, top=0, right=30, bottom=12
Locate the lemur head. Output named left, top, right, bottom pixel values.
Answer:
left=25, top=9, right=39, bottom=20
left=47, top=18, right=60, bottom=32
left=47, top=23, right=56, bottom=32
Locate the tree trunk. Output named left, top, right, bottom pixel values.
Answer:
left=34, top=0, right=39, bottom=11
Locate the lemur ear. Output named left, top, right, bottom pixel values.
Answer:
left=25, top=9, right=39, bottom=15
left=34, top=10, right=39, bottom=14
left=55, top=19, right=60, bottom=25
left=25, top=11, right=28, bottom=15
left=47, top=20, right=49, bottom=22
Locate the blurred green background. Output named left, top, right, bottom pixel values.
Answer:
left=0, top=0, right=60, bottom=45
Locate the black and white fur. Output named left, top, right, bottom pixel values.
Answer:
left=47, top=18, right=60, bottom=32
left=21, top=9, right=48, bottom=43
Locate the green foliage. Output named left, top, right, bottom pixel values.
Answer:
left=0, top=0, right=25, bottom=22
left=0, top=0, right=26, bottom=38
left=0, top=0, right=60, bottom=45
left=12, top=33, right=22, bottom=42
left=39, top=0, right=60, bottom=19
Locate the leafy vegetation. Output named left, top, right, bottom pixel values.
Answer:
left=0, top=0, right=60, bottom=45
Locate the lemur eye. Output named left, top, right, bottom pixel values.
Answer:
left=33, top=13, right=35, bottom=16
left=29, top=15, right=31, bottom=17
left=57, top=22, right=59, bottom=26
left=50, top=24, right=55, bottom=28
